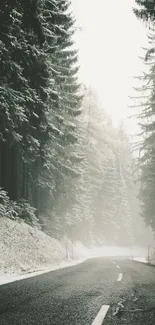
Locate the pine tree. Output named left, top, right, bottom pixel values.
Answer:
left=0, top=0, right=82, bottom=228
left=133, top=3, right=155, bottom=231
left=63, top=86, right=137, bottom=245
left=134, top=0, right=155, bottom=22
left=0, top=0, right=49, bottom=210
left=38, top=0, right=83, bottom=235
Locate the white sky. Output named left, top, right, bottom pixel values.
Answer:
left=72, top=0, right=149, bottom=135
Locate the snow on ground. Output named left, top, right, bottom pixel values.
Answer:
left=0, top=217, right=90, bottom=285
left=1, top=216, right=152, bottom=286
left=132, top=257, right=147, bottom=263
left=0, top=259, right=88, bottom=286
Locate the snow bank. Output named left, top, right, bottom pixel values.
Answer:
left=132, top=248, right=155, bottom=265
left=0, top=217, right=89, bottom=284
left=132, top=257, right=147, bottom=263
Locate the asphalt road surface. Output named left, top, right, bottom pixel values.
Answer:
left=0, top=257, right=155, bottom=325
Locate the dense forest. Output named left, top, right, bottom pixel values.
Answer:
left=0, top=0, right=82, bottom=225
left=41, top=85, right=143, bottom=246
left=0, top=0, right=153, bottom=247
left=133, top=0, right=155, bottom=234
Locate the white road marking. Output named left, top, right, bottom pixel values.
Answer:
left=116, top=265, right=120, bottom=269
left=117, top=273, right=123, bottom=281
left=92, top=305, right=110, bottom=325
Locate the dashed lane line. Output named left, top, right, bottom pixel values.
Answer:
left=92, top=305, right=110, bottom=325
left=92, top=262, right=121, bottom=324
left=117, top=273, right=123, bottom=281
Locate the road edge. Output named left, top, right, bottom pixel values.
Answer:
left=129, top=259, right=155, bottom=267
left=0, top=258, right=88, bottom=286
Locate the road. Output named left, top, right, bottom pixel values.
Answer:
left=0, top=257, right=155, bottom=324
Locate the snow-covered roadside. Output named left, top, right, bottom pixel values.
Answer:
left=132, top=257, right=147, bottom=263
left=0, top=217, right=90, bottom=286
left=0, top=258, right=87, bottom=286
left=132, top=256, right=155, bottom=265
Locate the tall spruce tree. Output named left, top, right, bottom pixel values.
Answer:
left=133, top=1, right=155, bottom=231
left=0, top=0, right=82, bottom=229
left=134, top=0, right=155, bottom=21
left=61, top=86, right=137, bottom=245
left=0, top=0, right=49, bottom=210
left=38, top=0, right=82, bottom=234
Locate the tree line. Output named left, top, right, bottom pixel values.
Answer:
left=0, top=0, right=148, bottom=246
left=133, top=0, right=155, bottom=234
left=0, top=0, right=82, bottom=225
left=42, top=86, right=144, bottom=246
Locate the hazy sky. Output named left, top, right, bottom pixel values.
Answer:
left=72, top=0, right=149, bottom=134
